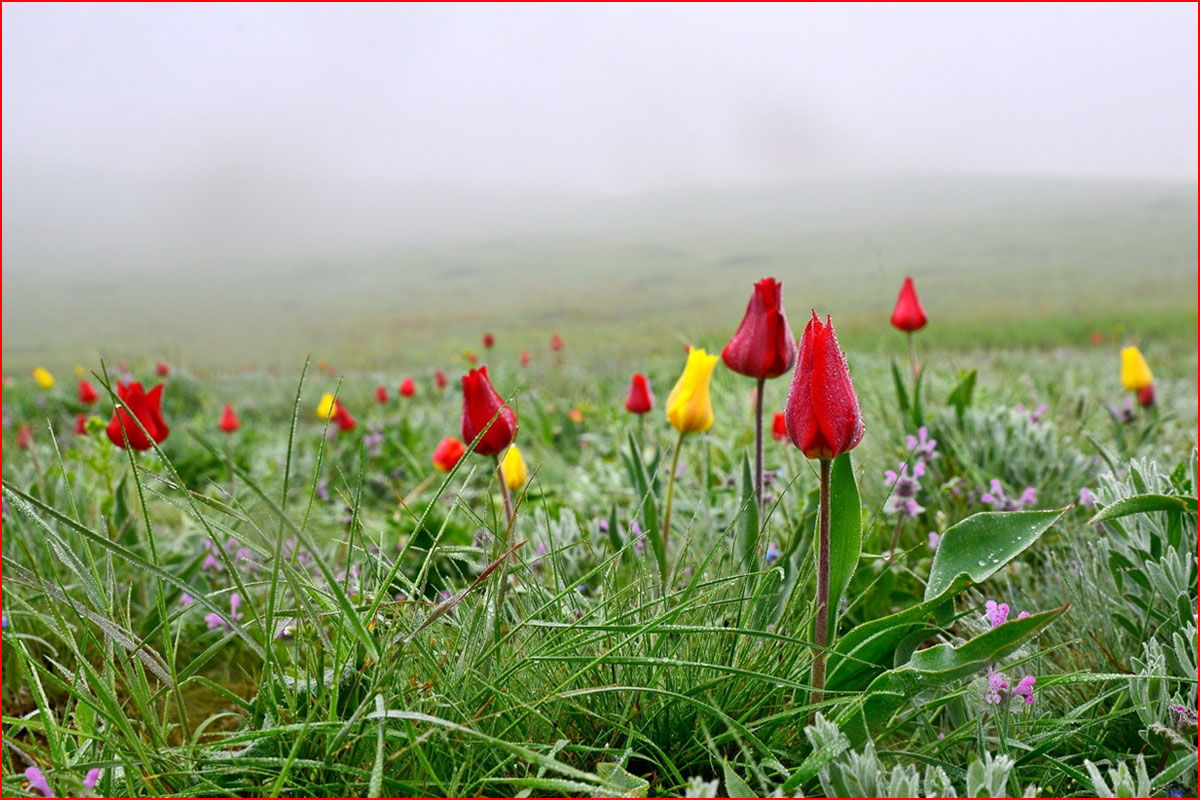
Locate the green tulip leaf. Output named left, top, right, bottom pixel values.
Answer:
left=825, top=452, right=862, bottom=642
left=737, top=452, right=760, bottom=569
left=890, top=359, right=910, bottom=414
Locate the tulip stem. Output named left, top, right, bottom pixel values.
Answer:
left=495, top=454, right=514, bottom=528
left=754, top=377, right=765, bottom=523
left=661, top=430, right=686, bottom=572
left=812, top=457, right=832, bottom=708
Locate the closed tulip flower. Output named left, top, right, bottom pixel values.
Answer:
left=32, top=367, right=55, bottom=389
left=78, top=380, right=99, bottom=405
left=722, top=277, right=798, bottom=380
left=890, top=276, right=928, bottom=332
left=219, top=403, right=240, bottom=433
left=106, top=382, right=170, bottom=451
left=550, top=334, right=564, bottom=352
left=375, top=386, right=389, bottom=404
left=17, top=424, right=33, bottom=449
left=625, top=373, right=654, bottom=414
left=74, top=413, right=88, bottom=436
left=785, top=311, right=864, bottom=461
left=483, top=332, right=495, bottom=349
left=1137, top=383, right=1156, bottom=409
left=316, top=393, right=339, bottom=421
left=432, top=436, right=467, bottom=472
left=772, top=412, right=787, bottom=442
left=1120, top=346, right=1153, bottom=391
left=155, top=361, right=171, bottom=377
left=399, top=378, right=416, bottom=397
left=500, top=444, right=529, bottom=490
left=460, top=366, right=517, bottom=456
left=666, top=348, right=719, bottom=434
left=333, top=404, right=356, bottom=432
left=520, top=350, right=531, bottom=367
left=435, top=370, right=447, bottom=390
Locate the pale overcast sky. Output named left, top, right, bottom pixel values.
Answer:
left=3, top=2, right=1197, bottom=192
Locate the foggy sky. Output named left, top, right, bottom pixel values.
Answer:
left=4, top=2, right=1197, bottom=192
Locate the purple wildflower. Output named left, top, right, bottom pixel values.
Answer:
left=765, top=542, right=781, bottom=565
left=1012, top=675, right=1036, bottom=705
left=675, top=461, right=687, bottom=479
left=927, top=531, right=941, bottom=550
left=25, top=767, right=52, bottom=797
left=985, top=666, right=1008, bottom=705
left=84, top=768, right=101, bottom=789
left=985, top=600, right=1010, bottom=628
left=905, top=427, right=938, bottom=460
left=1078, top=487, right=1096, bottom=508
left=1029, top=403, right=1048, bottom=424
left=205, top=593, right=243, bottom=630
left=980, top=479, right=1038, bottom=511
left=315, top=478, right=330, bottom=501
left=597, top=519, right=609, bottom=533
left=180, top=593, right=194, bottom=605
left=631, top=521, right=645, bottom=554
left=1108, top=397, right=1135, bottom=425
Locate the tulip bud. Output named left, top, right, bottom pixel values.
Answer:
left=74, top=413, right=88, bottom=436
left=78, top=380, right=99, bottom=405
left=106, top=382, right=170, bottom=451
left=1120, top=346, right=1153, bottom=391
left=1137, top=382, right=1156, bottom=409
left=460, top=366, right=518, bottom=456
left=17, top=425, right=33, bottom=449
left=155, top=361, right=171, bottom=377
left=375, top=386, right=389, bottom=404
left=520, top=350, right=531, bottom=367
left=624, top=373, right=654, bottom=414
left=32, top=367, right=55, bottom=390
left=435, top=370, right=447, bottom=390
left=333, top=403, right=356, bottom=432
left=219, top=403, right=241, bottom=433
left=399, top=378, right=416, bottom=397
left=432, top=436, right=467, bottom=473
left=483, top=332, right=495, bottom=349
left=890, top=276, right=928, bottom=333
left=568, top=409, right=583, bottom=423
left=722, top=277, right=798, bottom=380
left=500, top=444, right=529, bottom=490
left=784, top=311, right=864, bottom=460
left=550, top=334, right=564, bottom=352
left=666, top=348, right=719, bottom=434
left=316, top=393, right=339, bottom=421
left=772, top=412, right=787, bottom=442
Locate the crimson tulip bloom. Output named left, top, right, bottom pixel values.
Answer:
left=219, top=403, right=240, bottom=433
left=772, top=412, right=787, bottom=442
left=1137, top=383, right=1156, bottom=408
left=155, top=361, right=171, bottom=377
left=435, top=370, right=447, bottom=390
left=333, top=403, right=356, bottom=432
left=784, top=311, right=864, bottom=460
left=460, top=366, right=517, bottom=456
left=432, top=436, right=467, bottom=472
left=889, top=276, right=928, bottom=332
left=17, top=424, right=33, bottom=449
left=375, top=386, right=389, bottom=404
left=78, top=380, right=99, bottom=405
left=74, top=413, right=88, bottom=436
left=520, top=350, right=531, bottom=367
left=399, top=378, right=416, bottom=397
left=483, top=332, right=495, bottom=349
left=550, top=334, right=564, bottom=352
left=624, top=373, right=653, bottom=414
left=106, top=382, right=170, bottom=451
left=722, top=277, right=798, bottom=380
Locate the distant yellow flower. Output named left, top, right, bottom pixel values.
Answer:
left=316, top=393, right=339, bottom=420
left=500, top=444, right=528, bottom=490
left=74, top=365, right=86, bottom=377
left=32, top=367, right=55, bottom=390
left=1120, top=346, right=1153, bottom=391
left=666, top=347, right=719, bottom=434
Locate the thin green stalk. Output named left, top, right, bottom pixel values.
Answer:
left=754, top=376, right=765, bottom=522
left=661, top=430, right=687, bottom=560
left=812, top=457, right=832, bottom=707
left=493, top=453, right=514, bottom=643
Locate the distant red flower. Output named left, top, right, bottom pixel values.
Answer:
left=219, top=403, right=241, bottom=433
left=550, top=334, right=564, bottom=352
left=890, top=277, right=928, bottom=333
left=520, top=350, right=531, bottom=367
left=78, top=380, right=99, bottom=405
left=1137, top=383, right=1156, bottom=408
left=333, top=403, right=356, bottom=432
left=106, top=382, right=170, bottom=451
left=432, top=436, right=467, bottom=472
left=483, top=332, right=495, bottom=349
left=624, top=373, right=653, bottom=414
left=155, top=361, right=171, bottom=377
left=435, top=370, right=447, bottom=390
left=399, top=378, right=416, bottom=397
left=772, top=412, right=787, bottom=441
left=74, top=413, right=88, bottom=436
left=16, top=424, right=33, bottom=449
left=568, top=408, right=584, bottom=423
left=465, top=351, right=478, bottom=365
left=460, top=366, right=517, bottom=456
left=375, top=386, right=389, bottom=404
left=1090, top=331, right=1103, bottom=345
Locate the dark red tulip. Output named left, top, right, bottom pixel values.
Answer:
left=219, top=403, right=241, bottom=433
left=624, top=373, right=653, bottom=414
left=483, top=332, right=495, bottom=349
left=435, top=370, right=447, bottom=390
left=432, top=436, right=467, bottom=473
left=772, top=412, right=787, bottom=442
left=375, top=386, right=389, bottom=404
left=520, top=350, right=531, bottom=367
left=784, top=311, right=864, bottom=460
left=155, top=361, right=171, bottom=377
left=1137, top=383, right=1156, bottom=408
left=460, top=366, right=517, bottom=456
left=74, top=413, right=88, bottom=436
left=722, top=277, right=798, bottom=380
left=333, top=403, right=356, bottom=432
left=17, top=424, right=33, bottom=449
left=78, top=380, right=99, bottom=405
left=890, top=276, right=928, bottom=333
left=106, top=382, right=170, bottom=451
left=550, top=334, right=564, bottom=352
left=399, top=378, right=416, bottom=397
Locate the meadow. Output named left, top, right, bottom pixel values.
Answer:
left=2, top=178, right=1198, bottom=797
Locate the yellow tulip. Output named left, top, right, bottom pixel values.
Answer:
left=73, top=365, right=86, bottom=377
left=316, top=393, right=339, bottom=420
left=1120, top=346, right=1153, bottom=391
left=32, top=367, right=55, bottom=390
left=500, top=444, right=529, bottom=490
left=666, top=347, right=719, bottom=434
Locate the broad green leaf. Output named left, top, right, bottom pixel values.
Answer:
left=722, top=760, right=757, bottom=798
left=925, top=507, right=1069, bottom=601
left=1088, top=493, right=1197, bottom=524
left=890, top=360, right=910, bottom=413
left=737, top=453, right=760, bottom=568
left=946, top=368, right=977, bottom=422
left=825, top=452, right=861, bottom=642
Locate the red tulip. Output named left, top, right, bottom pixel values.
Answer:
left=550, top=334, right=564, bottom=352
left=74, top=413, right=88, bottom=436
left=772, top=412, right=787, bottom=441
left=520, top=350, right=531, bottom=367
left=1137, top=383, right=1156, bottom=408
left=219, top=403, right=241, bottom=433
left=889, top=276, right=928, bottom=333
left=784, top=311, right=864, bottom=460
left=78, top=380, right=99, bottom=405
left=624, top=373, right=653, bottom=414
left=483, top=332, right=495, bottom=349
left=432, top=436, right=467, bottom=472
left=155, top=361, right=171, bottom=377
left=375, top=386, right=389, bottom=404
left=1090, top=331, right=1104, bottom=346
left=722, top=277, right=798, bottom=380
left=465, top=351, right=478, bottom=365
left=16, top=424, right=33, bottom=449
left=106, top=382, right=170, bottom=451
left=435, top=370, right=447, bottom=390
left=460, top=366, right=517, bottom=456
left=333, top=403, right=356, bottom=432
left=399, top=378, right=416, bottom=397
